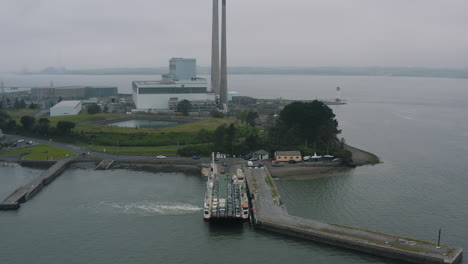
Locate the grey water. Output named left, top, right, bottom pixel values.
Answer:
left=1, top=74, right=468, bottom=263
left=0, top=165, right=43, bottom=200
left=105, top=119, right=181, bottom=129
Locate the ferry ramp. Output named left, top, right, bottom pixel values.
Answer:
left=244, top=166, right=463, bottom=264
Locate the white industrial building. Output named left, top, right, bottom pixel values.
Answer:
left=50, top=100, right=82, bottom=117
left=132, top=58, right=216, bottom=111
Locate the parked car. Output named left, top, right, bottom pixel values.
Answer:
left=17, top=139, right=24, bottom=143
left=222, top=161, right=228, bottom=166
left=27, top=141, right=33, bottom=145
left=288, top=160, right=296, bottom=164
left=156, top=155, right=166, bottom=159
left=220, top=167, right=226, bottom=174
left=257, top=163, right=264, bottom=168
left=192, top=155, right=200, bottom=160
left=249, top=157, right=259, bottom=161
left=11, top=143, right=17, bottom=147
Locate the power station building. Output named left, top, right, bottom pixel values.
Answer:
left=132, top=58, right=216, bottom=111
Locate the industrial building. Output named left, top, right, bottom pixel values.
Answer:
left=31, top=86, right=117, bottom=99
left=132, top=58, right=216, bottom=111
left=50, top=100, right=82, bottom=117
left=211, top=0, right=228, bottom=109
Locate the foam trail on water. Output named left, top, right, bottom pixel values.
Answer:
left=100, top=201, right=202, bottom=216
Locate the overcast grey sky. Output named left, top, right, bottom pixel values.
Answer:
left=1, top=0, right=468, bottom=71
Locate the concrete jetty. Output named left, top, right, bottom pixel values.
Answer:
left=0, top=158, right=74, bottom=210
left=95, top=159, right=114, bottom=170
left=244, top=167, right=463, bottom=264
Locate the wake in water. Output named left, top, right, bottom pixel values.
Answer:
left=99, top=201, right=202, bottom=216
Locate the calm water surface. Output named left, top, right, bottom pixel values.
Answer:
left=1, top=74, right=468, bottom=263
left=106, top=119, right=181, bottom=129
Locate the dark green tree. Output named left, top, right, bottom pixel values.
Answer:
left=246, top=111, right=259, bottom=127
left=37, top=118, right=51, bottom=135
left=177, top=100, right=192, bottom=116
left=275, top=100, right=340, bottom=147
left=28, top=103, right=39, bottom=109
left=56, top=121, right=76, bottom=136
left=19, top=99, right=26, bottom=108
left=13, top=98, right=20, bottom=109
left=20, top=115, right=36, bottom=131
left=210, top=110, right=224, bottom=118
left=87, top=103, right=102, bottom=115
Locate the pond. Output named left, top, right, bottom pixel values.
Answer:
left=105, top=119, right=182, bottom=129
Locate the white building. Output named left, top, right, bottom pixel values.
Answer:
left=50, top=100, right=82, bottom=116
left=132, top=58, right=216, bottom=111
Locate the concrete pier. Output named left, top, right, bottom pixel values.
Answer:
left=0, top=158, right=74, bottom=210
left=244, top=167, right=463, bottom=264
left=95, top=159, right=114, bottom=170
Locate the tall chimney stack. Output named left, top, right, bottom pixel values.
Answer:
left=211, top=0, right=220, bottom=96
left=219, top=0, right=228, bottom=108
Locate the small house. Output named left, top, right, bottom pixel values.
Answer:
left=274, top=151, right=302, bottom=162
left=253, top=149, right=269, bottom=160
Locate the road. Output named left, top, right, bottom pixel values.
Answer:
left=2, top=133, right=219, bottom=163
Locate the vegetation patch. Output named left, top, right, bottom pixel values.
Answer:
left=0, top=144, right=76, bottom=160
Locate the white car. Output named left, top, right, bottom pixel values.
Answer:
left=156, top=155, right=166, bottom=159
left=18, top=139, right=25, bottom=143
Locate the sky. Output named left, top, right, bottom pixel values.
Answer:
left=1, top=0, right=468, bottom=71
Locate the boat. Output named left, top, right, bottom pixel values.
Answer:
left=203, top=167, right=249, bottom=221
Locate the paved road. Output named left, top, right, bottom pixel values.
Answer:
left=2, top=133, right=216, bottom=163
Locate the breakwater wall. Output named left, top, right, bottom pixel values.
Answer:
left=0, top=158, right=76, bottom=210
left=244, top=166, right=463, bottom=264
left=0, top=157, right=208, bottom=211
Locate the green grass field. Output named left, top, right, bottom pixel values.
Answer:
left=0, top=144, right=76, bottom=160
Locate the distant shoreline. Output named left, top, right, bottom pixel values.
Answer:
left=9, top=66, right=468, bottom=80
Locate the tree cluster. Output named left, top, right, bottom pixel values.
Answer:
left=268, top=100, right=341, bottom=151
left=87, top=104, right=102, bottom=115
left=0, top=113, right=76, bottom=137
left=177, top=123, right=259, bottom=157
left=177, top=100, right=192, bottom=116
left=236, top=110, right=259, bottom=127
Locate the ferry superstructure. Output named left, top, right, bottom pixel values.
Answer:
left=204, top=167, right=249, bottom=221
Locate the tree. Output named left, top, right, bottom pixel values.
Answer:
left=37, top=118, right=51, bottom=135
left=275, top=100, right=340, bottom=147
left=177, top=100, right=192, bottom=116
left=246, top=111, right=259, bottom=127
left=56, top=121, right=75, bottom=136
left=58, top=96, right=63, bottom=103
left=0, top=110, right=9, bottom=130
left=28, top=103, right=39, bottom=109
left=20, top=115, right=36, bottom=131
left=13, top=98, right=20, bottom=109
left=210, top=110, right=224, bottom=118
left=19, top=99, right=26, bottom=109
left=87, top=103, right=102, bottom=115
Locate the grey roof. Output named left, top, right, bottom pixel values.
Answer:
left=254, top=149, right=269, bottom=155
left=275, top=151, right=301, bottom=156
left=52, top=100, right=82, bottom=107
